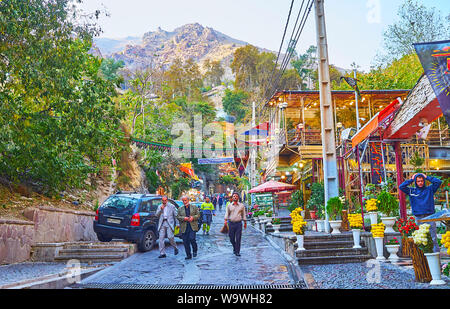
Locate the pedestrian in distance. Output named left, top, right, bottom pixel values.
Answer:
left=176, top=195, right=200, bottom=260
left=399, top=173, right=442, bottom=252
left=224, top=192, right=247, bottom=256
left=218, top=194, right=224, bottom=212
left=201, top=196, right=215, bottom=235
left=155, top=196, right=179, bottom=258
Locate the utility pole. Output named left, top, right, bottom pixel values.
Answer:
left=353, top=68, right=361, bottom=131
left=250, top=101, right=257, bottom=188
left=314, top=0, right=339, bottom=233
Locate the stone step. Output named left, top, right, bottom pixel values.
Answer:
left=295, top=247, right=369, bottom=258
left=297, top=254, right=372, bottom=265
left=54, top=254, right=125, bottom=263
left=64, top=242, right=133, bottom=250
left=58, top=248, right=129, bottom=257
left=304, top=233, right=354, bottom=242
left=303, top=240, right=355, bottom=250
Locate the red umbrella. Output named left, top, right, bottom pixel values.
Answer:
left=249, top=180, right=296, bottom=193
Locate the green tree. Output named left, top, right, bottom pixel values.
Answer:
left=222, top=89, right=249, bottom=123
left=0, top=0, right=125, bottom=194
left=203, top=59, right=224, bottom=87
left=382, top=0, right=450, bottom=60
left=291, top=45, right=317, bottom=90
left=99, top=58, right=125, bottom=86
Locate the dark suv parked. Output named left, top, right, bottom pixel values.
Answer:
left=93, top=192, right=180, bottom=252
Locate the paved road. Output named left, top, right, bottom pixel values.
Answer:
left=79, top=208, right=296, bottom=286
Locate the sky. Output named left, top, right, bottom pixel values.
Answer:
left=79, top=0, right=450, bottom=71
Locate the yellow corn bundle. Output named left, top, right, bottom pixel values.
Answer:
left=371, top=223, right=385, bottom=238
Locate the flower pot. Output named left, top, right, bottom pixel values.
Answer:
left=386, top=244, right=400, bottom=261
left=301, top=210, right=305, bottom=218
left=424, top=252, right=446, bottom=285
left=329, top=220, right=342, bottom=234
left=369, top=212, right=378, bottom=225
left=352, top=229, right=362, bottom=249
left=381, top=217, right=397, bottom=233
left=374, top=237, right=385, bottom=260
left=273, top=224, right=281, bottom=234
left=309, top=210, right=317, bottom=220
left=296, top=234, right=305, bottom=251
left=316, top=220, right=325, bottom=232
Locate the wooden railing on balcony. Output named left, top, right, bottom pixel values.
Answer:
left=286, top=129, right=322, bottom=147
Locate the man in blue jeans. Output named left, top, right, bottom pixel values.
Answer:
left=399, top=173, right=442, bottom=252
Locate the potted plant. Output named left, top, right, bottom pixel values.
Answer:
left=395, top=216, right=419, bottom=256
left=290, top=207, right=307, bottom=251
left=326, top=196, right=343, bottom=234
left=412, top=224, right=446, bottom=285
left=348, top=213, right=363, bottom=248
left=365, top=198, right=379, bottom=225
left=306, top=182, right=324, bottom=220
left=371, top=223, right=386, bottom=260
left=377, top=190, right=399, bottom=233
left=272, top=218, right=282, bottom=234
left=386, top=237, right=400, bottom=261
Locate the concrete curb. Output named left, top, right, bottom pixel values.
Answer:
left=1, top=267, right=106, bottom=289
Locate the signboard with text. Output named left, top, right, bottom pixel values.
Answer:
left=369, top=141, right=385, bottom=184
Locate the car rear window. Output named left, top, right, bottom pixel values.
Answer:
left=101, top=196, right=138, bottom=211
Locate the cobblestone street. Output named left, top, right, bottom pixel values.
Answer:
left=79, top=209, right=297, bottom=287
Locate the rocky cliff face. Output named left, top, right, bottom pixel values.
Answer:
left=95, top=23, right=255, bottom=74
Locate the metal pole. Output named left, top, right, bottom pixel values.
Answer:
left=356, top=146, right=365, bottom=229
left=314, top=0, right=339, bottom=233
left=251, top=102, right=257, bottom=188
left=394, top=141, right=407, bottom=220
left=354, top=69, right=361, bottom=131
left=438, top=117, right=443, bottom=146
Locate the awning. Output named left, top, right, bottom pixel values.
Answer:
left=351, top=98, right=402, bottom=148
left=249, top=180, right=296, bottom=193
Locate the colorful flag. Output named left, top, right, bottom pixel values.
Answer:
left=414, top=40, right=450, bottom=125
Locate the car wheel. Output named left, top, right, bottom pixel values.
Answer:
left=97, top=233, right=112, bottom=242
left=138, top=229, right=156, bottom=252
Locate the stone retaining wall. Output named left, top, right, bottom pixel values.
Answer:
left=0, top=206, right=97, bottom=264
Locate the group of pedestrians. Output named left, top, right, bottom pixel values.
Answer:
left=155, top=192, right=247, bottom=260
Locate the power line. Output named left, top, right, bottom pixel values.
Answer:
left=260, top=0, right=314, bottom=113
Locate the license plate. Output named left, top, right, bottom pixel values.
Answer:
left=107, top=218, right=121, bottom=224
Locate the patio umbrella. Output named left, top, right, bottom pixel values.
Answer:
left=249, top=180, right=296, bottom=193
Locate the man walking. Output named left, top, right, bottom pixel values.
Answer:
left=201, top=196, right=215, bottom=235
left=399, top=173, right=442, bottom=252
left=224, top=192, right=247, bottom=256
left=155, top=196, right=179, bottom=258
left=176, top=195, right=200, bottom=260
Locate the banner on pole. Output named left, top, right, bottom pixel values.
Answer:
left=198, top=157, right=235, bottom=165
left=369, top=142, right=385, bottom=185
left=414, top=40, right=450, bottom=125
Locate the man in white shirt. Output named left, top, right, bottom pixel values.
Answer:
left=224, top=192, right=247, bottom=256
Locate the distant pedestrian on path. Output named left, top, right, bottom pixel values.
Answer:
left=201, top=196, right=215, bottom=235
left=399, top=173, right=442, bottom=252
left=218, top=194, right=224, bottom=212
left=176, top=195, right=200, bottom=260
left=155, top=196, right=179, bottom=258
left=224, top=192, right=247, bottom=256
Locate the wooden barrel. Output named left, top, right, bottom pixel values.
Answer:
left=400, top=236, right=409, bottom=257
left=406, top=238, right=432, bottom=283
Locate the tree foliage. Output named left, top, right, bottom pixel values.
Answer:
left=382, top=0, right=450, bottom=60
left=0, top=0, right=125, bottom=194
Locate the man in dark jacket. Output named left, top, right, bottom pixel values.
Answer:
left=399, top=173, right=442, bottom=252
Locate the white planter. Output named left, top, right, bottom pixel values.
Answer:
left=352, top=229, right=362, bottom=249
left=273, top=224, right=281, bottom=234
left=329, top=220, right=342, bottom=234
left=296, top=234, right=305, bottom=251
left=369, top=212, right=378, bottom=225
left=374, top=237, right=385, bottom=260
left=381, top=217, right=397, bottom=233
left=316, top=220, right=325, bottom=232
left=301, top=210, right=305, bottom=218
left=424, top=252, right=446, bottom=285
left=386, top=244, right=400, bottom=261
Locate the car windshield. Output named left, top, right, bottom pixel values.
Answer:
left=101, top=196, right=138, bottom=211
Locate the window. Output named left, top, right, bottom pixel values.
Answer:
left=101, top=196, right=138, bottom=211
left=140, top=200, right=151, bottom=213
left=150, top=199, right=162, bottom=212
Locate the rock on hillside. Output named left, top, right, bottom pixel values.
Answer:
left=95, top=23, right=267, bottom=76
